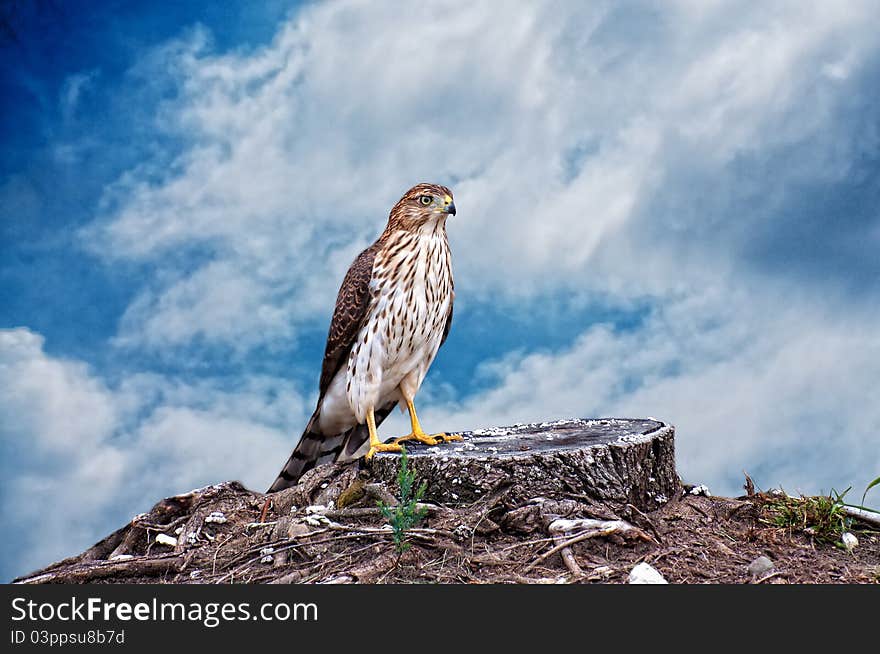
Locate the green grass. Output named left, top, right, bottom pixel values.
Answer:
left=378, top=445, right=428, bottom=554
left=761, top=489, right=852, bottom=543
left=760, top=476, right=879, bottom=547
left=856, top=476, right=880, bottom=512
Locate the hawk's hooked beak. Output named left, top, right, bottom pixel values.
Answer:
left=443, top=196, right=456, bottom=216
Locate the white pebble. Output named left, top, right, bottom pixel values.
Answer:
left=155, top=533, right=177, bottom=547
left=842, top=532, right=858, bottom=551
left=628, top=562, right=668, bottom=584
left=204, top=511, right=227, bottom=524
left=592, top=566, right=614, bottom=578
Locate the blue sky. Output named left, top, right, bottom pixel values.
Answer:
left=2, top=0, right=879, bottom=581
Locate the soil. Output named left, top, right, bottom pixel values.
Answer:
left=16, top=464, right=880, bottom=585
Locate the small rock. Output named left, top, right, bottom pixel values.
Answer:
left=304, top=514, right=330, bottom=527
left=841, top=532, right=858, bottom=551
left=628, top=562, right=668, bottom=584
left=155, top=533, right=177, bottom=547
left=689, top=484, right=711, bottom=497
left=260, top=546, right=275, bottom=564
left=287, top=520, right=312, bottom=539
left=336, top=479, right=366, bottom=508
left=747, top=555, right=775, bottom=578
left=319, top=574, right=354, bottom=584
left=204, top=511, right=227, bottom=524
left=452, top=524, right=472, bottom=542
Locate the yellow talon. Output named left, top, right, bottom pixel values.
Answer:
left=364, top=408, right=402, bottom=460
left=393, top=431, right=439, bottom=446
left=394, top=431, right=462, bottom=445
left=391, top=400, right=464, bottom=447
left=363, top=400, right=463, bottom=460
left=365, top=441, right=403, bottom=460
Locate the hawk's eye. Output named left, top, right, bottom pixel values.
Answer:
left=418, top=195, right=433, bottom=206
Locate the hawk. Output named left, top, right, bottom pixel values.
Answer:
left=268, top=183, right=460, bottom=492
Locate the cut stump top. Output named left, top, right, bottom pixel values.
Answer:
left=376, top=417, right=669, bottom=459
left=369, top=417, right=678, bottom=509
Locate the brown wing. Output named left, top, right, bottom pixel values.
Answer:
left=439, top=301, right=453, bottom=348
left=318, top=241, right=381, bottom=397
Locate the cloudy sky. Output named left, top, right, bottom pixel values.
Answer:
left=2, top=0, right=879, bottom=581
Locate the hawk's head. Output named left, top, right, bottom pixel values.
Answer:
left=387, top=183, right=456, bottom=232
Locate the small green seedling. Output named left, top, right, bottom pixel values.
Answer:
left=378, top=445, right=428, bottom=554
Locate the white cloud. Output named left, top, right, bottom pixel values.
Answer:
left=82, top=0, right=880, bottom=351
left=419, top=287, right=880, bottom=497
left=115, top=260, right=295, bottom=351
left=1, top=329, right=128, bottom=576
left=0, top=328, right=305, bottom=578
left=0, top=329, right=120, bottom=457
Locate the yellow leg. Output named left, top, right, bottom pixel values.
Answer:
left=364, top=407, right=402, bottom=461
left=393, top=399, right=463, bottom=446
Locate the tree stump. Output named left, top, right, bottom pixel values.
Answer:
left=13, top=417, right=679, bottom=584
left=368, top=418, right=678, bottom=510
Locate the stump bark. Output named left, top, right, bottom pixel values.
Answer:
left=369, top=418, right=678, bottom=510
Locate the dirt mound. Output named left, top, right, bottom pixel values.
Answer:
left=15, top=462, right=880, bottom=584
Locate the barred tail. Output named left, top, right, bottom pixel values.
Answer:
left=266, top=402, right=397, bottom=493
left=267, top=410, right=337, bottom=492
